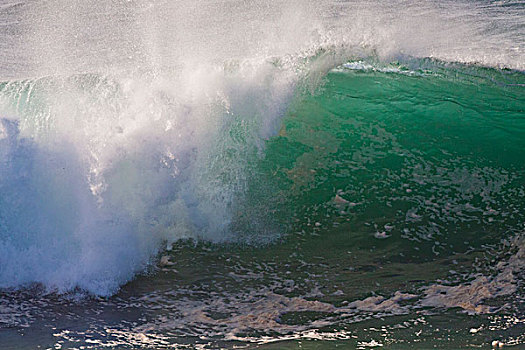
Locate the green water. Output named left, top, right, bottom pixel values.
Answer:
left=235, top=59, right=525, bottom=347
left=261, top=61, right=524, bottom=252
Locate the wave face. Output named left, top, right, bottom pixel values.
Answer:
left=0, top=0, right=524, bottom=296
left=271, top=60, right=525, bottom=252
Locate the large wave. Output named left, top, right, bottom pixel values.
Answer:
left=0, top=0, right=523, bottom=295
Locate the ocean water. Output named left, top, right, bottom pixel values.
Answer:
left=0, top=0, right=524, bottom=349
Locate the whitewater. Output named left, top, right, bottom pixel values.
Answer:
left=0, top=0, right=524, bottom=349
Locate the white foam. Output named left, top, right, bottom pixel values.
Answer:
left=0, top=60, right=296, bottom=295
left=420, top=237, right=525, bottom=314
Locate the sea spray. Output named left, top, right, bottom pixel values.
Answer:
left=0, top=60, right=298, bottom=295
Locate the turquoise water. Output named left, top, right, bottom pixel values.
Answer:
left=265, top=60, right=525, bottom=252
left=1, top=0, right=524, bottom=349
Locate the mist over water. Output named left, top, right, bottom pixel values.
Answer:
left=0, top=0, right=523, bottom=297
